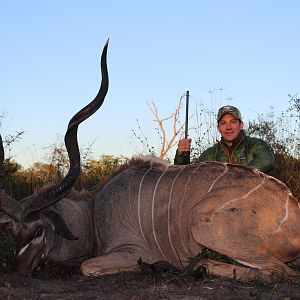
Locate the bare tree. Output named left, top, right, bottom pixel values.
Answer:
left=147, top=93, right=187, bottom=159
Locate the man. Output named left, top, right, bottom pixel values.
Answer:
left=174, top=105, right=275, bottom=175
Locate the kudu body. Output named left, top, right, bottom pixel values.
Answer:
left=1, top=42, right=300, bottom=281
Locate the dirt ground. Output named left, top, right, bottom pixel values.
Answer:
left=1, top=266, right=300, bottom=300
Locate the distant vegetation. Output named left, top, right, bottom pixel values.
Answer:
left=1, top=154, right=126, bottom=201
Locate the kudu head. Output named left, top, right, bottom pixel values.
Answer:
left=0, top=40, right=109, bottom=275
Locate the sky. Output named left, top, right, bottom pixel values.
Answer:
left=0, top=1, right=299, bottom=168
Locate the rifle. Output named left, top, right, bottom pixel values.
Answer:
left=181, top=90, right=190, bottom=165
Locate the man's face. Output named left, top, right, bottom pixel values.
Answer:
left=217, top=114, right=244, bottom=144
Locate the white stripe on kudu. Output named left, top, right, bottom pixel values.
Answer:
left=152, top=165, right=170, bottom=261
left=207, top=164, right=228, bottom=193
left=137, top=167, right=152, bottom=247
left=275, top=193, right=290, bottom=233
left=168, top=167, right=185, bottom=263
left=211, top=177, right=267, bottom=220
left=178, top=164, right=202, bottom=255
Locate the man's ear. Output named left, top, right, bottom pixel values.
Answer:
left=217, top=125, right=221, bottom=134
left=240, top=121, right=244, bottom=130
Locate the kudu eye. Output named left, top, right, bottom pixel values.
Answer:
left=34, top=226, right=44, bottom=239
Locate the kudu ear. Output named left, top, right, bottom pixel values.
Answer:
left=45, top=210, right=78, bottom=240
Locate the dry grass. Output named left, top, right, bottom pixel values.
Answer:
left=274, top=153, right=300, bottom=199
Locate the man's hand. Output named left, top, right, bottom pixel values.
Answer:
left=177, top=138, right=192, bottom=154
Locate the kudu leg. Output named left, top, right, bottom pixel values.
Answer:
left=189, top=259, right=264, bottom=281
left=190, top=205, right=299, bottom=281
left=189, top=258, right=297, bottom=282
left=80, top=251, right=141, bottom=277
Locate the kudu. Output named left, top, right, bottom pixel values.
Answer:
left=1, top=41, right=300, bottom=282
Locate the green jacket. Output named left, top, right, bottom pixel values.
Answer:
left=174, top=131, right=275, bottom=175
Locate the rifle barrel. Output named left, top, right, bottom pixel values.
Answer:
left=185, top=90, right=189, bottom=139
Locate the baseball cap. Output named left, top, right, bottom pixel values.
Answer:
left=217, top=105, right=242, bottom=122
